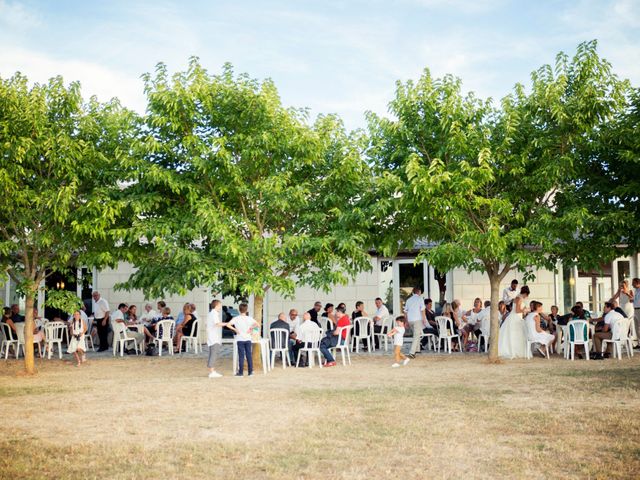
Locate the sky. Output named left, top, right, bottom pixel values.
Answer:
left=1, top=0, right=639, bottom=130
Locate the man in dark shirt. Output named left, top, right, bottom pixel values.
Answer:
left=270, top=312, right=291, bottom=364
left=420, top=298, right=438, bottom=349
left=10, top=304, right=24, bottom=323
left=307, top=301, right=322, bottom=325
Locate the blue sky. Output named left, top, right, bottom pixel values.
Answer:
left=1, top=0, right=638, bottom=129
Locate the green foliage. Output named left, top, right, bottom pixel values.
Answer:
left=368, top=40, right=629, bottom=280
left=0, top=73, right=138, bottom=290
left=45, top=289, right=83, bottom=314
left=117, top=60, right=373, bottom=301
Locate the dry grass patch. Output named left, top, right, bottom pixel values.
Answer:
left=1, top=352, right=639, bottom=479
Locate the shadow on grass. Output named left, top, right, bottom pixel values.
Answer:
left=555, top=366, right=640, bottom=391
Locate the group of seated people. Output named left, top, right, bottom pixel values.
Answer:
left=268, top=298, right=391, bottom=367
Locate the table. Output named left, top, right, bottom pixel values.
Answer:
left=232, top=338, right=271, bottom=375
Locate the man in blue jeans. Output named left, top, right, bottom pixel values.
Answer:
left=319, top=305, right=351, bottom=367
left=227, top=303, right=259, bottom=376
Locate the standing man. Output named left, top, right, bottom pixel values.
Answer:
left=405, top=287, right=426, bottom=359
left=502, top=279, right=518, bottom=311
left=92, top=291, right=110, bottom=352
left=206, top=300, right=226, bottom=378
left=307, top=301, right=322, bottom=325
left=633, top=278, right=640, bottom=348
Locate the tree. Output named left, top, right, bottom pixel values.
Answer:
left=368, top=41, right=629, bottom=361
left=0, top=73, right=137, bottom=374
left=118, top=60, right=372, bottom=324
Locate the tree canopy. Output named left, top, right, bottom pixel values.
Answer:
left=118, top=60, right=373, bottom=322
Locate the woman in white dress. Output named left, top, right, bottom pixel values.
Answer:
left=525, top=301, right=556, bottom=357
left=67, top=310, right=87, bottom=366
left=498, top=286, right=530, bottom=359
left=611, top=280, right=634, bottom=319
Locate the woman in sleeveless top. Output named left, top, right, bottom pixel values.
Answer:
left=611, top=280, right=634, bottom=319
left=525, top=301, right=555, bottom=357
left=498, top=286, right=530, bottom=359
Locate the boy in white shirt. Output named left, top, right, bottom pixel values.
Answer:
left=388, top=316, right=410, bottom=368
left=206, top=300, right=228, bottom=378
left=227, top=303, right=259, bottom=376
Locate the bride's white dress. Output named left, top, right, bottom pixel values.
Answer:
left=498, top=301, right=527, bottom=359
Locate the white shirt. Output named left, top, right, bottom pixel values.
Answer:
left=297, top=320, right=321, bottom=343
left=476, top=307, right=491, bottom=334
left=286, top=316, right=300, bottom=335
left=604, top=310, right=624, bottom=329
left=110, top=309, right=125, bottom=329
left=140, top=309, right=158, bottom=323
left=634, top=289, right=640, bottom=308
left=502, top=287, right=518, bottom=305
left=229, top=315, right=257, bottom=342
left=206, top=309, right=223, bottom=346
left=373, top=305, right=390, bottom=326
left=393, top=326, right=405, bottom=346
left=403, top=294, right=425, bottom=323
left=92, top=297, right=110, bottom=319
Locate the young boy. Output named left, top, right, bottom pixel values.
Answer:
left=206, top=300, right=228, bottom=378
left=388, top=316, right=410, bottom=367
left=227, top=303, right=259, bottom=377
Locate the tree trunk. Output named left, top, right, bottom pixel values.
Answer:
left=487, top=273, right=501, bottom=363
left=23, top=290, right=37, bottom=375
left=251, top=294, right=265, bottom=371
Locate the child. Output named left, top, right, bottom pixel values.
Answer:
left=388, top=316, right=410, bottom=367
left=67, top=310, right=87, bottom=366
left=227, top=303, right=259, bottom=377
left=206, top=299, right=228, bottom=378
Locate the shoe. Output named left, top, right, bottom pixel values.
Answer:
left=248, top=373, right=254, bottom=377
left=593, top=354, right=604, bottom=360
left=603, top=353, right=611, bottom=359
left=407, top=353, right=416, bottom=359
left=402, top=358, right=410, bottom=366
left=325, top=361, right=336, bottom=367
left=208, top=371, right=222, bottom=378
left=235, top=373, right=243, bottom=377
left=536, top=347, right=546, bottom=357
left=391, top=363, right=400, bottom=368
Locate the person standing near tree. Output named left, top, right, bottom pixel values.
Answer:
left=633, top=278, right=640, bottom=349
left=206, top=300, right=227, bottom=378
left=405, top=286, right=426, bottom=359
left=91, top=291, right=110, bottom=352
left=502, top=279, right=519, bottom=311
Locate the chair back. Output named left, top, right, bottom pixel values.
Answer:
left=270, top=328, right=289, bottom=350
left=611, top=318, right=631, bottom=341
left=156, top=320, right=175, bottom=341
left=319, top=316, right=332, bottom=333
left=380, top=315, right=393, bottom=333
left=304, top=327, right=322, bottom=348
left=335, top=325, right=353, bottom=348
left=569, top=320, right=589, bottom=343
left=0, top=322, right=16, bottom=341
left=436, top=316, right=453, bottom=335
left=186, top=319, right=199, bottom=338
left=479, top=314, right=491, bottom=337
left=45, top=322, right=66, bottom=342
left=354, top=317, right=372, bottom=337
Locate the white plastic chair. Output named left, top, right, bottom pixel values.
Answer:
left=154, top=320, right=175, bottom=356
left=525, top=321, right=550, bottom=360
left=179, top=319, right=200, bottom=354
left=1, top=322, right=19, bottom=359
left=373, top=316, right=393, bottom=351
left=112, top=322, right=142, bottom=357
left=232, top=338, right=271, bottom=374
left=16, top=324, right=43, bottom=359
left=44, top=322, right=66, bottom=359
left=296, top=328, right=323, bottom=368
left=269, top=328, right=291, bottom=369
left=319, top=316, right=332, bottom=334
left=565, top=320, right=590, bottom=360
left=420, top=326, right=437, bottom=351
left=331, top=325, right=353, bottom=366
left=435, top=316, right=460, bottom=354
left=84, top=318, right=95, bottom=352
left=352, top=317, right=373, bottom=353
left=602, top=318, right=633, bottom=360
left=477, top=315, right=490, bottom=353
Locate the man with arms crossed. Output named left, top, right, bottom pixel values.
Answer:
left=405, top=286, right=426, bottom=359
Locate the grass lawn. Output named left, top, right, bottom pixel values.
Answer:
left=1, top=349, right=639, bottom=479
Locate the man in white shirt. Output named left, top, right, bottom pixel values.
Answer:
left=111, top=303, right=144, bottom=351
left=475, top=301, right=491, bottom=337
left=593, top=301, right=624, bottom=359
left=292, top=312, right=320, bottom=366
left=92, top=291, right=110, bottom=352
left=286, top=309, right=301, bottom=337
left=206, top=300, right=226, bottom=378
left=404, top=287, right=426, bottom=358
left=372, top=297, right=390, bottom=349
left=139, top=303, right=158, bottom=324
left=502, top=279, right=518, bottom=311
